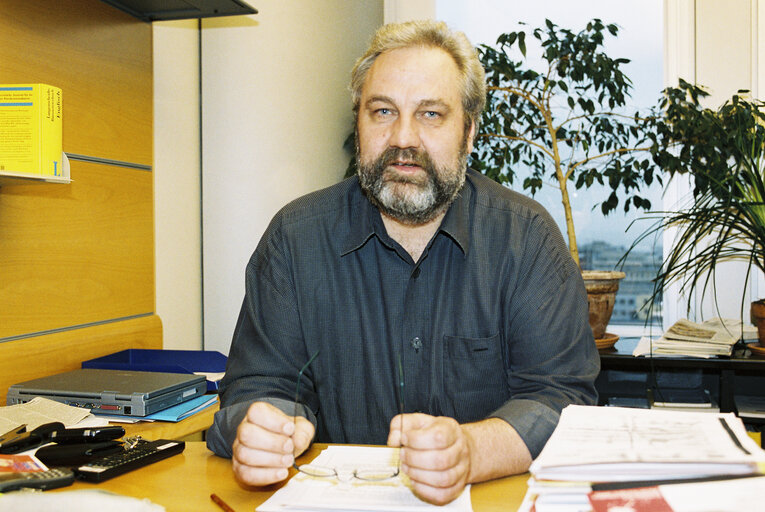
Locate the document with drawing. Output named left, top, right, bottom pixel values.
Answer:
left=530, top=405, right=765, bottom=482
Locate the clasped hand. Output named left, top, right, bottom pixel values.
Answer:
left=232, top=402, right=314, bottom=486
left=387, top=412, right=471, bottom=505
left=232, top=403, right=471, bottom=506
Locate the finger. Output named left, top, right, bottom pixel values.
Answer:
left=402, top=455, right=467, bottom=487
left=292, top=416, right=315, bottom=456
left=403, top=416, right=460, bottom=450
left=232, top=438, right=294, bottom=469
left=387, top=414, right=405, bottom=446
left=245, top=402, right=295, bottom=436
left=398, top=412, right=434, bottom=432
left=237, top=417, right=295, bottom=455
left=400, top=438, right=463, bottom=472
left=232, top=454, right=290, bottom=486
left=408, top=478, right=467, bottom=506
left=394, top=412, right=438, bottom=446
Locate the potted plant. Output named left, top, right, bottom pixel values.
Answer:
left=628, top=84, right=765, bottom=346
left=470, top=19, right=661, bottom=342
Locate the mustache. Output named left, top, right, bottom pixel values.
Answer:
left=379, top=147, right=432, bottom=170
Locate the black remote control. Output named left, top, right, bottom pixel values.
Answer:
left=75, top=439, right=185, bottom=482
left=0, top=467, right=75, bottom=492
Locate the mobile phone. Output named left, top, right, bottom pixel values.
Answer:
left=0, top=467, right=75, bottom=492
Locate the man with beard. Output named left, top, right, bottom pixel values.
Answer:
left=207, top=20, right=599, bottom=506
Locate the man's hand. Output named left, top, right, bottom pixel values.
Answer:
left=232, top=401, right=315, bottom=486
left=388, top=414, right=532, bottom=505
left=387, top=413, right=472, bottom=506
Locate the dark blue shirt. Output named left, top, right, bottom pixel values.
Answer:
left=207, top=169, right=599, bottom=459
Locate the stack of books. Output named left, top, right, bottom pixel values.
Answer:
left=520, top=405, right=765, bottom=512
left=633, top=318, right=745, bottom=358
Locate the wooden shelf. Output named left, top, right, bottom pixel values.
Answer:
left=101, top=0, right=257, bottom=22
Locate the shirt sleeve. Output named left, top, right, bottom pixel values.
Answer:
left=489, top=214, right=600, bottom=458
left=205, top=220, right=319, bottom=458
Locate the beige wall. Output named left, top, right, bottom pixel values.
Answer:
left=695, top=0, right=753, bottom=102
left=153, top=20, right=203, bottom=350
left=151, top=2, right=384, bottom=354
left=385, top=0, right=435, bottom=22
left=200, top=2, right=384, bottom=354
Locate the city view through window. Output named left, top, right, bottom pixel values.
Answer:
left=440, top=1, right=664, bottom=331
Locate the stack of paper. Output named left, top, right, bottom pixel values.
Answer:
left=651, top=388, right=719, bottom=412
left=734, top=395, right=765, bottom=419
left=633, top=318, right=743, bottom=358
left=519, top=405, right=765, bottom=512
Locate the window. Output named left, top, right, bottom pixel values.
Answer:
left=437, top=0, right=664, bottom=335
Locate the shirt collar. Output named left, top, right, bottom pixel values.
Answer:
left=340, top=176, right=473, bottom=257
left=438, top=180, right=471, bottom=256
left=341, top=184, right=382, bottom=256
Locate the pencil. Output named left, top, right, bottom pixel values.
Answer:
left=210, top=493, right=236, bottom=512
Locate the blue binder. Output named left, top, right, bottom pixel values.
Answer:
left=82, top=349, right=227, bottom=392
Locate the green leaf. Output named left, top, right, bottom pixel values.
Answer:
left=471, top=17, right=673, bottom=262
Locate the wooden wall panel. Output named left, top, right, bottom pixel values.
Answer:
left=0, top=0, right=152, bottom=165
left=0, top=161, right=154, bottom=338
left=0, top=315, right=162, bottom=405
left=0, top=0, right=158, bottom=388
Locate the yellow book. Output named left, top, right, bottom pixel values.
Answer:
left=0, top=84, right=63, bottom=177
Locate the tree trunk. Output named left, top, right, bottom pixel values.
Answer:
left=558, top=178, right=579, bottom=267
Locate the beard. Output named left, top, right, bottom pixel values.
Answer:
left=356, top=137, right=468, bottom=225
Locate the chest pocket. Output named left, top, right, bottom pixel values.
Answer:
left=442, top=332, right=509, bottom=422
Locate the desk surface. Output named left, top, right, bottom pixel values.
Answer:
left=118, top=402, right=218, bottom=440
left=59, top=442, right=529, bottom=511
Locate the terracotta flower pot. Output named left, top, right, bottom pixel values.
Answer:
left=582, top=270, right=626, bottom=340
left=750, top=299, right=765, bottom=346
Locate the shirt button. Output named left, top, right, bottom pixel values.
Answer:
left=411, top=337, right=422, bottom=352
left=411, top=267, right=421, bottom=279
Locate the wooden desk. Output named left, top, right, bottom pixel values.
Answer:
left=59, top=442, right=529, bottom=511
left=118, top=401, right=219, bottom=440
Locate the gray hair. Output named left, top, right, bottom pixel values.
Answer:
left=350, top=20, right=486, bottom=132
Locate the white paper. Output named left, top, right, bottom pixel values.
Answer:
left=0, top=489, right=165, bottom=511
left=71, top=415, right=112, bottom=428
left=700, top=317, right=758, bottom=342
left=193, top=370, right=225, bottom=382
left=257, top=446, right=472, bottom=512
left=660, top=476, right=765, bottom=512
left=663, top=318, right=737, bottom=344
left=530, top=405, right=765, bottom=482
left=0, top=397, right=92, bottom=430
